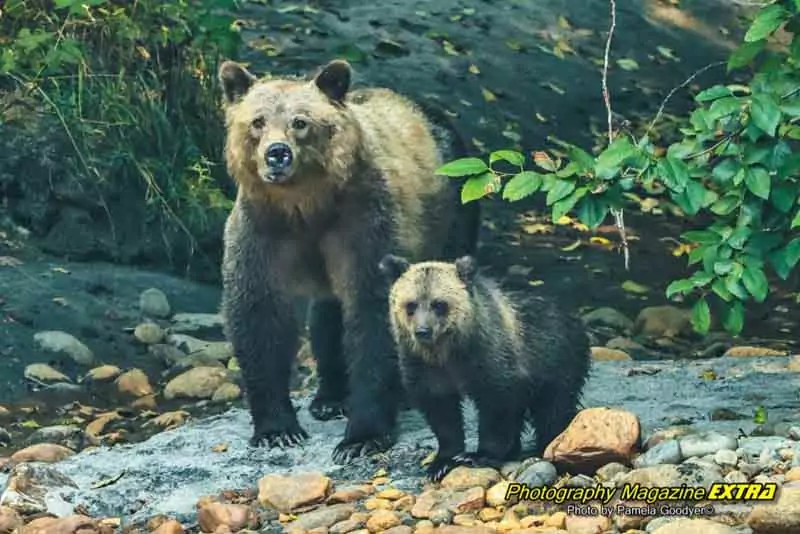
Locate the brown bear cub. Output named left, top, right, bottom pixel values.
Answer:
left=379, top=255, right=590, bottom=481
left=217, top=59, right=479, bottom=463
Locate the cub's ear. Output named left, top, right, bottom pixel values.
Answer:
left=219, top=61, right=256, bottom=104
left=379, top=254, right=410, bottom=282
left=455, top=256, right=477, bottom=285
left=313, top=60, right=351, bottom=103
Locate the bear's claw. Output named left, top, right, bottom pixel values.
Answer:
left=427, top=453, right=477, bottom=482
left=332, top=435, right=393, bottom=464
left=249, top=423, right=309, bottom=448
left=309, top=397, right=347, bottom=421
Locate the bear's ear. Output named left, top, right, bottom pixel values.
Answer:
left=219, top=61, right=256, bottom=104
left=313, top=60, right=351, bottom=103
left=455, top=256, right=477, bottom=285
left=379, top=254, right=410, bottom=282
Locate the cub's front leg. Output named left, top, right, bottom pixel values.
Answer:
left=221, top=211, right=307, bottom=448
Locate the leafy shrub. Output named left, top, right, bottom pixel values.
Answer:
left=0, top=0, right=242, bottom=275
left=437, top=0, right=800, bottom=336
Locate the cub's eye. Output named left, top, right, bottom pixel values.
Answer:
left=251, top=117, right=265, bottom=129
left=405, top=301, right=418, bottom=316
left=291, top=117, right=308, bottom=130
left=431, top=300, right=449, bottom=316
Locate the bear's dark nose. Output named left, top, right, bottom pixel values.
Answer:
left=414, top=326, right=433, bottom=341
left=266, top=142, right=293, bottom=169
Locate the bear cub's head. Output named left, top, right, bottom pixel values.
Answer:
left=218, top=59, right=355, bottom=187
left=380, top=255, right=478, bottom=351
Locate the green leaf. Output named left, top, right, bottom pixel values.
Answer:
left=770, top=183, right=797, bottom=213
left=742, top=264, right=769, bottom=302
left=729, top=40, right=765, bottom=71
left=744, top=166, right=771, bottom=199
left=690, top=271, right=715, bottom=287
left=565, top=144, right=595, bottom=171
left=666, top=279, right=695, bottom=299
left=594, top=137, right=637, bottom=180
left=711, top=159, right=739, bottom=185
left=708, top=97, right=742, bottom=120
left=576, top=195, right=609, bottom=229
left=712, top=279, right=733, bottom=302
left=683, top=230, right=722, bottom=244
left=490, top=150, right=525, bottom=167
left=727, top=227, right=751, bottom=250
left=502, top=171, right=543, bottom=201
left=556, top=161, right=581, bottom=178
left=695, top=85, right=733, bottom=102
left=657, top=156, right=691, bottom=192
left=552, top=187, right=588, bottom=221
left=722, top=300, right=745, bottom=336
left=714, top=259, right=734, bottom=275
left=744, top=4, right=789, bottom=42
left=750, top=94, right=782, bottom=137
left=691, top=297, right=711, bottom=335
left=710, top=194, right=741, bottom=216
left=673, top=180, right=709, bottom=215
left=770, top=238, right=800, bottom=279
left=546, top=179, right=576, bottom=206
left=460, top=172, right=494, bottom=203
left=436, top=157, right=489, bottom=177
left=792, top=209, right=800, bottom=229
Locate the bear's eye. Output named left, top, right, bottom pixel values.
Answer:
left=291, top=117, right=308, bottom=130
left=431, top=300, right=449, bottom=316
left=251, top=117, right=265, bottom=130
left=405, top=301, right=418, bottom=316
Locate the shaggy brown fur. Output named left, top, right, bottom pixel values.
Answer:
left=380, top=255, right=590, bottom=481
left=218, top=59, right=479, bottom=463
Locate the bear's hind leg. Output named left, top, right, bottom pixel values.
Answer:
left=473, top=399, right=524, bottom=468
left=530, top=385, right=580, bottom=456
left=308, top=298, right=348, bottom=421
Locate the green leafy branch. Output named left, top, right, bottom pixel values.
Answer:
left=436, top=0, right=800, bottom=337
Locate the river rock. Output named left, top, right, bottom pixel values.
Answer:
left=632, top=439, right=681, bottom=468
left=166, top=334, right=233, bottom=362
left=163, top=367, right=230, bottom=400
left=514, top=460, right=558, bottom=487
left=746, top=484, right=800, bottom=533
left=580, top=307, right=634, bottom=332
left=32, top=331, right=94, bottom=366
left=170, top=313, right=224, bottom=335
left=140, top=288, right=171, bottom=318
left=289, top=504, right=355, bottom=531
left=723, top=346, right=788, bottom=358
left=678, top=431, right=738, bottom=458
left=83, top=365, right=121, bottom=382
left=24, top=364, right=71, bottom=384
left=134, top=323, right=165, bottom=345
left=257, top=472, right=331, bottom=512
left=197, top=502, right=256, bottom=532
left=651, top=518, right=740, bottom=533
left=590, top=347, right=631, bottom=361
left=0, top=463, right=78, bottom=515
left=25, top=425, right=84, bottom=451
left=9, top=443, right=74, bottom=466
left=739, top=436, right=795, bottom=463
left=115, top=368, right=154, bottom=398
left=0, top=506, right=22, bottom=534
left=622, top=462, right=722, bottom=489
left=633, top=306, right=691, bottom=338
left=440, top=466, right=501, bottom=491
left=211, top=382, right=241, bottom=402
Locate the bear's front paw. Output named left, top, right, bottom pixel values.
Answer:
left=332, top=434, right=393, bottom=464
left=460, top=451, right=506, bottom=470
left=309, top=396, right=347, bottom=421
left=427, top=453, right=476, bottom=483
left=250, top=420, right=309, bottom=448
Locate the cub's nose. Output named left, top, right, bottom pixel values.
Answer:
left=266, top=142, right=293, bottom=169
left=414, top=326, right=433, bottom=341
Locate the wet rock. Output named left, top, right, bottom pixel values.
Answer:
left=148, top=344, right=188, bottom=366
left=723, top=346, right=787, bottom=358
left=644, top=426, right=692, bottom=450
left=651, top=518, right=739, bottom=533
left=289, top=504, right=355, bottom=531
left=595, top=462, right=630, bottom=481
left=564, top=514, right=611, bottom=533
left=713, top=449, right=738, bottom=467
left=140, top=288, right=171, bottom=318
left=590, top=346, right=631, bottom=361
left=170, top=313, right=224, bottom=335
left=85, top=411, right=121, bottom=438
left=366, top=509, right=401, bottom=532
left=514, top=460, right=558, bottom=487
left=134, top=323, right=165, bottom=345
left=9, top=443, right=74, bottom=466
left=634, top=306, right=691, bottom=338
left=485, top=481, right=510, bottom=507
left=115, top=368, right=155, bottom=398
left=0, top=407, right=10, bottom=420
left=26, top=425, right=84, bottom=451
left=622, top=462, right=722, bottom=489
left=83, top=365, right=121, bottom=382
left=197, top=502, right=256, bottom=532
left=21, top=514, right=101, bottom=534
left=677, top=431, right=738, bottom=458
left=131, top=394, right=157, bottom=411
left=33, top=331, right=94, bottom=366
left=435, top=527, right=493, bottom=534
left=211, top=383, right=241, bottom=403
left=746, top=484, right=800, bottom=533
left=327, top=485, right=373, bottom=504
left=164, top=367, right=230, bottom=400
left=166, top=334, right=233, bottom=362
left=382, top=527, right=411, bottom=534
left=440, top=466, right=501, bottom=490
left=330, top=517, right=365, bottom=534
left=152, top=519, right=184, bottom=534
left=257, top=472, right=331, bottom=512
left=632, top=439, right=681, bottom=468
left=544, top=407, right=640, bottom=474
left=144, top=411, right=190, bottom=431
left=376, top=488, right=405, bottom=501
left=788, top=355, right=800, bottom=371
left=0, top=463, right=78, bottom=514
left=24, top=364, right=71, bottom=384
left=605, top=337, right=648, bottom=359
left=739, top=436, right=795, bottom=463
left=0, top=506, right=22, bottom=534
left=580, top=307, right=633, bottom=332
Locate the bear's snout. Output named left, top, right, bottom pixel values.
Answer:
left=265, top=142, right=294, bottom=175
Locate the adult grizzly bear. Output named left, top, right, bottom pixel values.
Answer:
left=217, top=59, right=480, bottom=462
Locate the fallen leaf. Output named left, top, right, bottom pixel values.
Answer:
left=421, top=451, right=436, bottom=466
left=535, top=112, right=548, bottom=122
left=212, top=443, right=229, bottom=453
left=528, top=280, right=545, bottom=287
left=20, top=420, right=40, bottom=429
left=506, top=39, right=524, bottom=52
left=616, top=58, right=640, bottom=71
left=622, top=280, right=650, bottom=294
left=51, top=267, right=70, bottom=274
left=555, top=215, right=574, bottom=226
left=90, top=470, right=126, bottom=489
left=589, top=236, right=612, bottom=246
left=533, top=150, right=559, bottom=171
left=468, top=64, right=480, bottom=75
left=521, top=223, right=554, bottom=235
left=52, top=297, right=68, bottom=307
left=699, top=369, right=717, bottom=380
left=481, top=88, right=497, bottom=102
left=572, top=222, right=590, bottom=232
left=561, top=239, right=582, bottom=251
left=656, top=46, right=679, bottom=61
left=0, top=256, right=21, bottom=267
left=671, top=243, right=694, bottom=257
left=373, top=468, right=388, bottom=478
left=442, top=40, right=459, bottom=56
left=557, top=15, right=572, bottom=29
left=541, top=81, right=566, bottom=95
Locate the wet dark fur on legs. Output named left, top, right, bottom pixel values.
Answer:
left=380, top=255, right=590, bottom=481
